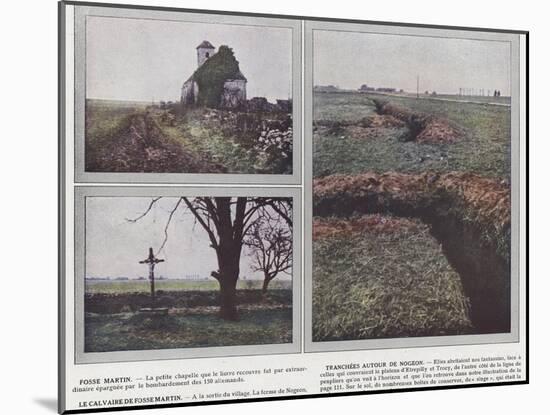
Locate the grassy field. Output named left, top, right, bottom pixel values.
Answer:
left=381, top=92, right=511, bottom=105
left=85, top=100, right=149, bottom=140
left=161, top=109, right=261, bottom=174
left=85, top=307, right=292, bottom=352
left=312, top=91, right=510, bottom=340
left=85, top=99, right=292, bottom=174
left=312, top=217, right=472, bottom=341
left=313, top=91, right=511, bottom=179
left=85, top=279, right=292, bottom=294
left=84, top=283, right=293, bottom=352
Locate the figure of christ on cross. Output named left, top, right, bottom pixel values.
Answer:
left=139, top=247, right=165, bottom=306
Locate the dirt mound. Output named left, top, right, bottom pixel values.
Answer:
left=314, top=171, right=510, bottom=264
left=313, top=214, right=422, bottom=240
left=361, top=113, right=405, bottom=128
left=417, top=118, right=462, bottom=143
left=374, top=101, right=415, bottom=123
left=314, top=114, right=405, bottom=141
left=314, top=171, right=510, bottom=239
left=343, top=125, right=378, bottom=140
left=85, top=289, right=292, bottom=314
left=373, top=99, right=462, bottom=143
left=86, top=112, right=224, bottom=173
left=313, top=171, right=511, bottom=333
left=315, top=114, right=404, bottom=129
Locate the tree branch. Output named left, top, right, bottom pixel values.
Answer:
left=156, top=198, right=183, bottom=256
left=182, top=197, right=219, bottom=249
left=125, top=197, right=162, bottom=223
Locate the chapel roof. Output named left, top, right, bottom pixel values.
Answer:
left=196, top=40, right=215, bottom=50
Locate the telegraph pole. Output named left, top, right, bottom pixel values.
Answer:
left=416, top=75, right=419, bottom=99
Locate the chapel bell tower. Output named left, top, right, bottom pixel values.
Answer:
left=196, top=40, right=216, bottom=67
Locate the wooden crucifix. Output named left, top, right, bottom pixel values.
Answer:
left=139, top=247, right=164, bottom=305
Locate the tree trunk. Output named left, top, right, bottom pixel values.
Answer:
left=262, top=278, right=269, bottom=295
left=219, top=277, right=238, bottom=321
left=216, top=244, right=241, bottom=321
left=261, top=276, right=270, bottom=295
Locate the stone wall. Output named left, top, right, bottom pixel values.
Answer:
left=247, top=97, right=292, bottom=113
left=181, top=79, right=197, bottom=105
left=220, top=79, right=247, bottom=109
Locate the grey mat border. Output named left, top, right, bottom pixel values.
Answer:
left=60, top=3, right=529, bottom=414
left=74, top=185, right=302, bottom=364
left=303, top=20, right=522, bottom=353
left=58, top=2, right=68, bottom=412
left=73, top=5, right=302, bottom=185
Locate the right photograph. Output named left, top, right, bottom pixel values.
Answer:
left=310, top=27, right=515, bottom=343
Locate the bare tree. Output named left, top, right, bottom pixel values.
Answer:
left=244, top=216, right=292, bottom=295
left=127, top=196, right=292, bottom=321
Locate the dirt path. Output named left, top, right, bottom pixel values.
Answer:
left=86, top=111, right=224, bottom=173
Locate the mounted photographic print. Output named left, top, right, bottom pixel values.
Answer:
left=73, top=3, right=302, bottom=184
left=59, top=1, right=528, bottom=414
left=75, top=188, right=300, bottom=362
left=305, top=22, right=521, bottom=351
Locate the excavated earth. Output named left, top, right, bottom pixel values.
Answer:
left=86, top=112, right=225, bottom=173
left=313, top=171, right=511, bottom=333
left=373, top=99, right=463, bottom=143
left=312, top=214, right=473, bottom=340
left=314, top=114, right=405, bottom=141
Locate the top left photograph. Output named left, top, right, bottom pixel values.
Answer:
left=68, top=5, right=302, bottom=184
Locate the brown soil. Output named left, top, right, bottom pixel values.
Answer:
left=417, top=118, right=462, bottom=143
left=373, top=99, right=462, bottom=143
left=314, top=171, right=510, bottom=232
left=313, top=214, right=422, bottom=240
left=361, top=113, right=406, bottom=128
left=314, top=114, right=405, bottom=141
left=87, top=112, right=225, bottom=173
left=342, top=125, right=378, bottom=140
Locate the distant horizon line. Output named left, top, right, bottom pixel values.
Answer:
left=86, top=95, right=293, bottom=104
left=313, top=86, right=511, bottom=98
left=84, top=275, right=292, bottom=281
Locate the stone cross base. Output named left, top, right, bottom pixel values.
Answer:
left=138, top=307, right=169, bottom=315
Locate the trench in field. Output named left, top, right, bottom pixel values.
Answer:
left=424, top=207, right=510, bottom=333
left=314, top=193, right=510, bottom=334
left=372, top=98, right=461, bottom=143
left=371, top=99, right=420, bottom=142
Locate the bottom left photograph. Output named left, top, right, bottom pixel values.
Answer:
left=73, top=187, right=301, bottom=362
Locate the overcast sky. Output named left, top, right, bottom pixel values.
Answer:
left=86, top=16, right=292, bottom=102
left=85, top=197, right=292, bottom=280
left=314, top=30, right=511, bottom=96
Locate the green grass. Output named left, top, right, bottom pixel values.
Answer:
left=312, top=221, right=472, bottom=341
left=85, top=279, right=292, bottom=294
left=313, top=91, right=511, bottom=179
left=167, top=109, right=261, bottom=174
left=411, top=94, right=511, bottom=105
left=85, top=100, right=146, bottom=166
left=85, top=100, right=292, bottom=174
left=86, top=100, right=147, bottom=144
left=311, top=92, right=510, bottom=341
left=85, top=307, right=292, bottom=352
left=85, top=99, right=149, bottom=145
